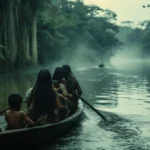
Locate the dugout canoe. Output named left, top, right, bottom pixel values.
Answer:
left=0, top=100, right=83, bottom=145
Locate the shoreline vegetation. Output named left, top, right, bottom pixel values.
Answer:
left=0, top=1, right=149, bottom=73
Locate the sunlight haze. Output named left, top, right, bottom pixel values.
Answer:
left=84, top=0, right=150, bottom=23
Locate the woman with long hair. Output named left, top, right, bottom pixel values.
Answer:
left=52, top=67, right=73, bottom=116
left=62, top=65, right=82, bottom=112
left=52, top=67, right=72, bottom=99
left=62, top=65, right=82, bottom=95
left=25, top=69, right=67, bottom=124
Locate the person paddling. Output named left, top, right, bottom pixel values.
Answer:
left=52, top=67, right=73, bottom=99
left=52, top=67, right=72, bottom=117
left=62, top=65, right=83, bottom=112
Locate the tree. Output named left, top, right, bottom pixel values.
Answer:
left=0, top=0, right=44, bottom=69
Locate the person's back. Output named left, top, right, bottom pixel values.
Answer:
left=26, top=69, right=68, bottom=123
left=5, top=94, right=35, bottom=130
left=5, top=110, right=27, bottom=129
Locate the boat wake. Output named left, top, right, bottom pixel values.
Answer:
left=75, top=66, right=98, bottom=72
left=98, top=111, right=149, bottom=150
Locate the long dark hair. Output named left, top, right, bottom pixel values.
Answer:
left=62, top=65, right=75, bottom=80
left=31, top=69, right=56, bottom=121
left=52, top=67, right=65, bottom=83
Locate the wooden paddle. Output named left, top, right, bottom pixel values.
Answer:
left=0, top=107, right=10, bottom=115
left=72, top=91, right=107, bottom=121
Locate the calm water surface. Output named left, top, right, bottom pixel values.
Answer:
left=1, top=65, right=150, bottom=150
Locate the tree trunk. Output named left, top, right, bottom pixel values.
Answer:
left=31, top=15, right=37, bottom=64
left=7, top=0, right=17, bottom=66
left=0, top=0, right=39, bottom=69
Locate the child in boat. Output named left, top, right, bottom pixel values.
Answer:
left=5, top=94, right=35, bottom=130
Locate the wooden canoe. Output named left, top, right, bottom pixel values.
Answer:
left=0, top=100, right=83, bottom=145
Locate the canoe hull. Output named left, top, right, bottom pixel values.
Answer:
left=0, top=100, right=83, bottom=145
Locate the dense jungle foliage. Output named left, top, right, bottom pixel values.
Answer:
left=0, top=0, right=150, bottom=70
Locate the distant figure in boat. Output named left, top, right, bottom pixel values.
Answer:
left=5, top=94, right=35, bottom=130
left=99, top=62, right=105, bottom=68
left=62, top=64, right=83, bottom=113
left=25, top=69, right=68, bottom=125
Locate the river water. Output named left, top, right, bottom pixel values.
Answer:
left=0, top=64, right=150, bottom=149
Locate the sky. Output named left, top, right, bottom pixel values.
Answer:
left=84, top=0, right=150, bottom=24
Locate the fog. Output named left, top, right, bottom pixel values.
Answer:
left=44, top=0, right=149, bottom=70
left=110, top=26, right=150, bottom=69
left=110, top=45, right=144, bottom=69
left=30, top=1, right=150, bottom=72
left=48, top=44, right=102, bottom=70
left=49, top=36, right=146, bottom=71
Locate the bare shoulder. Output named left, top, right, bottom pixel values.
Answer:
left=59, top=83, right=65, bottom=88
left=20, top=111, right=27, bottom=116
left=5, top=110, right=10, bottom=113
left=5, top=110, right=11, bottom=115
left=59, top=83, right=64, bottom=86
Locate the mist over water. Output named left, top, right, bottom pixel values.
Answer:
left=49, top=44, right=103, bottom=70
left=110, top=46, right=150, bottom=70
left=1, top=58, right=150, bottom=149
left=49, top=27, right=150, bottom=72
left=108, top=23, right=150, bottom=70
left=67, top=44, right=102, bottom=68
left=1, top=1, right=150, bottom=149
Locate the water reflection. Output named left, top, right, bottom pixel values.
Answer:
left=1, top=65, right=150, bottom=149
left=76, top=66, right=150, bottom=149
left=78, top=69, right=119, bottom=110
left=98, top=69, right=150, bottom=116
left=0, top=72, right=36, bottom=110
